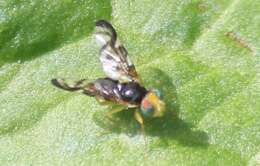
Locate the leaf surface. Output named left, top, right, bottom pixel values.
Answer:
left=0, top=0, right=259, bottom=165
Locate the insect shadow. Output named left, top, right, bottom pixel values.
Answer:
left=93, top=67, right=209, bottom=148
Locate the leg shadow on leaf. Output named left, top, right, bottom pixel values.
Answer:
left=93, top=67, right=209, bottom=147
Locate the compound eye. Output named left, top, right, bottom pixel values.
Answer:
left=141, top=99, right=154, bottom=117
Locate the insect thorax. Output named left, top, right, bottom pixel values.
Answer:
left=93, top=78, right=147, bottom=105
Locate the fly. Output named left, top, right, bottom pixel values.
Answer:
left=51, top=20, right=165, bottom=134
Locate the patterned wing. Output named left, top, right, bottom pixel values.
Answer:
left=51, top=78, right=138, bottom=107
left=95, top=20, right=139, bottom=83
left=51, top=78, right=118, bottom=101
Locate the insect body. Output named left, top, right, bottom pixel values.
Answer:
left=51, top=20, right=165, bottom=131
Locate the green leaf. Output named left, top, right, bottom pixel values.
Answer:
left=0, top=0, right=259, bottom=165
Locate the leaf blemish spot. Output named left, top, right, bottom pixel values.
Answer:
left=225, top=31, right=255, bottom=54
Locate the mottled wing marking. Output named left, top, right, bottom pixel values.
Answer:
left=95, top=20, right=139, bottom=83
left=51, top=78, right=95, bottom=96
left=51, top=78, right=137, bottom=107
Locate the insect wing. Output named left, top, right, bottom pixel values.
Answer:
left=51, top=78, right=119, bottom=102
left=95, top=20, right=139, bottom=83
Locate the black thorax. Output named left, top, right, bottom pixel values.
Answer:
left=93, top=78, right=147, bottom=104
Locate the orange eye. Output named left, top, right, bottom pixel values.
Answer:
left=141, top=99, right=154, bottom=117
left=142, top=99, right=150, bottom=109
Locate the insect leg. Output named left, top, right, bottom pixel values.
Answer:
left=134, top=110, right=145, bottom=133
left=106, top=105, right=125, bottom=120
left=134, top=110, right=147, bottom=145
left=95, top=96, right=109, bottom=105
